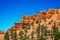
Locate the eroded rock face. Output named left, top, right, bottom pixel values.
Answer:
left=3, top=8, right=60, bottom=40
left=0, top=32, right=4, bottom=40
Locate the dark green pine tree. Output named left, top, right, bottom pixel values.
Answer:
left=12, top=31, right=17, bottom=40
left=22, top=21, right=25, bottom=29
left=23, top=33, right=27, bottom=40
left=10, top=28, right=17, bottom=40
left=41, top=24, right=47, bottom=40
left=4, top=31, right=9, bottom=40
left=19, top=30, right=24, bottom=40
left=41, top=24, right=46, bottom=35
left=40, top=35, right=46, bottom=40
left=36, top=23, right=41, bottom=40
left=31, top=31, right=34, bottom=40
left=44, top=26, right=47, bottom=36
left=10, top=28, right=13, bottom=40
left=41, top=24, right=44, bottom=33
left=51, top=21, right=60, bottom=40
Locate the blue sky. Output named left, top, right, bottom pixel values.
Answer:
left=0, top=0, right=60, bottom=32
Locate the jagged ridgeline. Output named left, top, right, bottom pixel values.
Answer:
left=3, top=8, right=60, bottom=40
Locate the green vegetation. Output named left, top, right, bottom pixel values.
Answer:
left=4, top=21, right=60, bottom=40
left=31, top=31, right=34, bottom=40
left=19, top=30, right=24, bottom=40
left=12, top=31, right=17, bottom=40
left=36, top=23, right=41, bottom=40
left=10, top=28, right=17, bottom=40
left=51, top=22, right=60, bottom=40
left=4, top=31, right=9, bottom=40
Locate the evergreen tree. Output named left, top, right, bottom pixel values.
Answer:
left=4, top=31, right=9, bottom=40
left=41, top=24, right=45, bottom=33
left=22, top=21, right=25, bottom=29
left=23, top=33, right=28, bottom=40
left=10, top=28, right=17, bottom=40
left=31, top=31, right=34, bottom=40
left=51, top=22, right=60, bottom=40
left=41, top=24, right=45, bottom=35
left=19, top=30, right=24, bottom=40
left=12, top=31, right=17, bottom=40
left=40, top=35, right=46, bottom=40
left=36, top=23, right=41, bottom=40
left=41, top=24, right=47, bottom=40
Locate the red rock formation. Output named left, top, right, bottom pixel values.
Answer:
left=8, top=9, right=59, bottom=32
left=0, top=32, right=4, bottom=34
left=14, top=23, right=22, bottom=28
left=39, top=11, right=46, bottom=19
